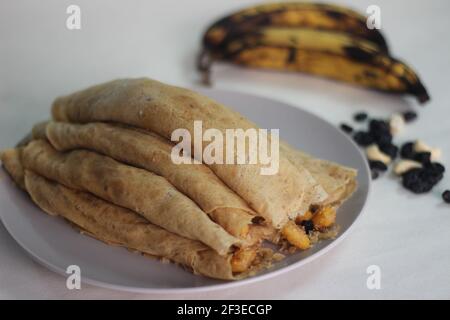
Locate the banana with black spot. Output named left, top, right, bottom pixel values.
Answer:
left=202, top=2, right=389, bottom=55
left=198, top=3, right=430, bottom=103
left=227, top=40, right=429, bottom=103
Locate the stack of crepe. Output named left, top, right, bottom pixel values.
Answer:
left=0, top=78, right=357, bottom=280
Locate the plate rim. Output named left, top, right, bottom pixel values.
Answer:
left=0, top=88, right=372, bottom=294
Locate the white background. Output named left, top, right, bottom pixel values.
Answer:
left=1, top=0, right=449, bottom=299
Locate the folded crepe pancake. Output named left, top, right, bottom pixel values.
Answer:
left=25, top=171, right=240, bottom=280
left=0, top=78, right=358, bottom=280
left=40, top=121, right=269, bottom=241
left=0, top=150, right=273, bottom=279
left=1, top=148, right=26, bottom=189
left=51, top=78, right=329, bottom=228
left=15, top=120, right=48, bottom=148
left=34, top=121, right=357, bottom=206
left=280, top=142, right=357, bottom=206
left=21, top=139, right=241, bottom=256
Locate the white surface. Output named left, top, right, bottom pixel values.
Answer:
left=0, top=89, right=371, bottom=294
left=0, top=0, right=449, bottom=299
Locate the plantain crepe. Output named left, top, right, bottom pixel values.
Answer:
left=0, top=77, right=357, bottom=280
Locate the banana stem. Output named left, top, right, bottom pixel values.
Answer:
left=197, top=49, right=213, bottom=86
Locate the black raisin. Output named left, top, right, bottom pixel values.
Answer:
left=369, top=120, right=392, bottom=144
left=402, top=169, right=434, bottom=193
left=369, top=119, right=390, bottom=135
left=301, top=220, right=315, bottom=235
left=353, top=131, right=374, bottom=146
left=403, top=111, right=417, bottom=122
left=400, top=142, right=415, bottom=159
left=402, top=167, right=442, bottom=193
left=340, top=123, right=353, bottom=134
left=353, top=112, right=368, bottom=122
left=373, top=132, right=392, bottom=145
left=422, top=166, right=444, bottom=186
left=309, top=205, right=319, bottom=214
left=401, top=168, right=421, bottom=179
left=424, top=162, right=445, bottom=174
left=371, top=170, right=380, bottom=180
left=442, top=190, right=450, bottom=203
left=369, top=160, right=388, bottom=172
left=377, top=134, right=393, bottom=145
left=378, top=142, right=399, bottom=160
left=414, top=152, right=431, bottom=164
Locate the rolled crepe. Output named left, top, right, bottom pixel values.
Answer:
left=15, top=120, right=49, bottom=148
left=21, top=140, right=240, bottom=255
left=51, top=78, right=328, bottom=228
left=43, top=121, right=259, bottom=239
left=0, top=148, right=25, bottom=189
left=23, top=170, right=265, bottom=280
left=280, top=142, right=357, bottom=206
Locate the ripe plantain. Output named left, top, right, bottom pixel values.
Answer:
left=231, top=45, right=429, bottom=103
left=198, top=2, right=430, bottom=104
left=212, top=27, right=382, bottom=60
left=203, top=2, right=389, bottom=54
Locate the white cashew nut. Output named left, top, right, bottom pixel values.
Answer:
left=394, top=160, right=422, bottom=175
left=413, top=140, right=442, bottom=161
left=389, top=113, right=405, bottom=135
left=366, top=144, right=391, bottom=164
